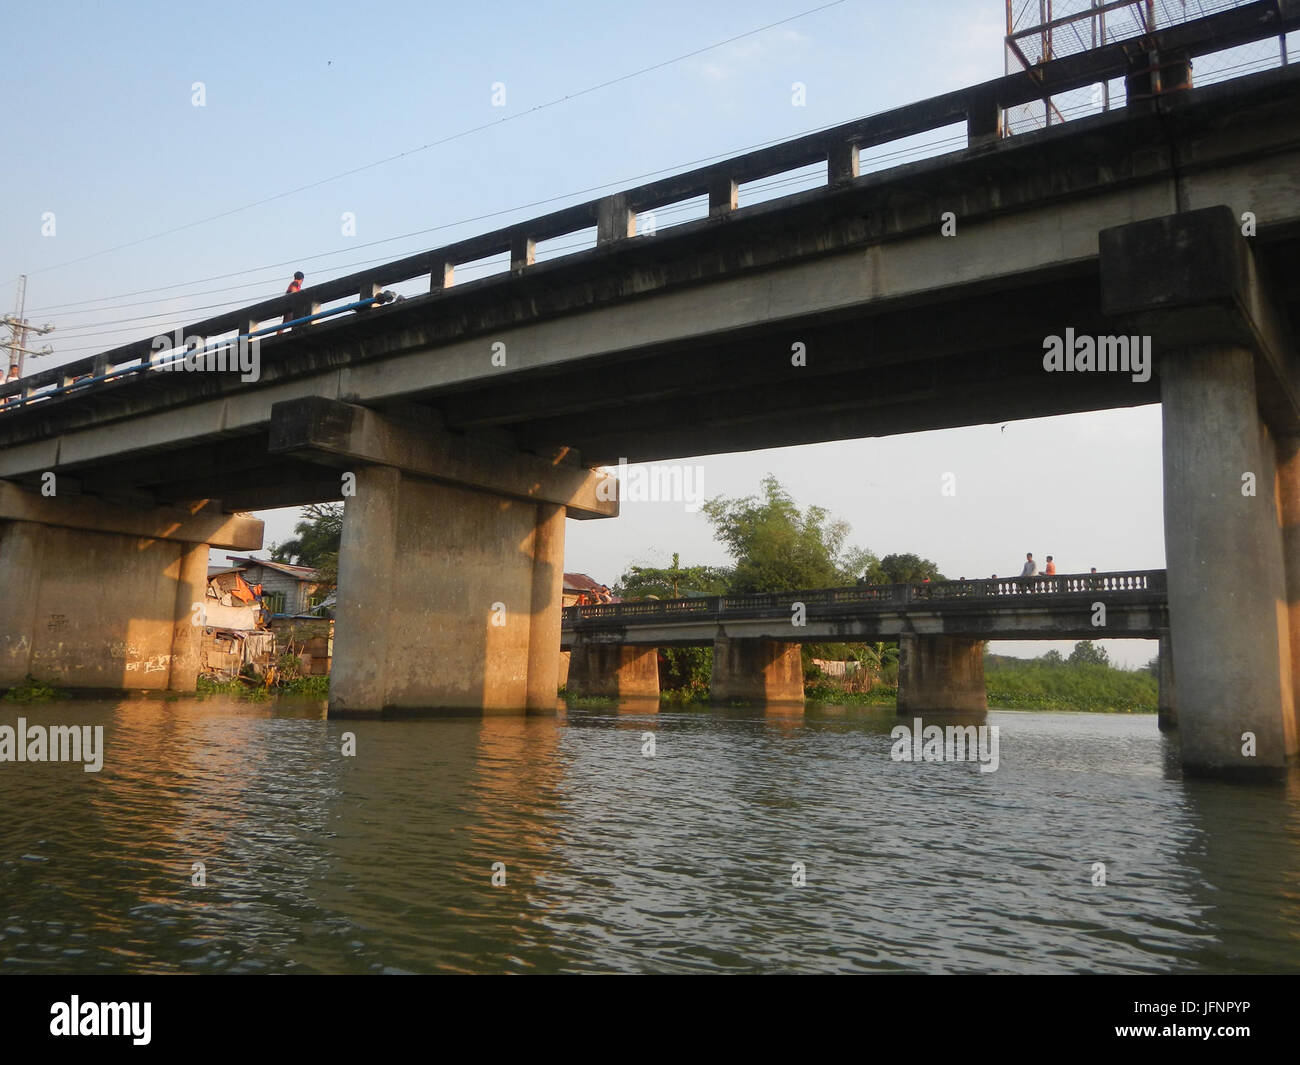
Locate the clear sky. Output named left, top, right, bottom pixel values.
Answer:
left=2, top=1, right=1210, bottom=666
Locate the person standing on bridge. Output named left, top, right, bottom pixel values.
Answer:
left=1019, top=552, right=1038, bottom=592
left=1, top=365, right=18, bottom=408
left=1044, top=556, right=1057, bottom=575
left=280, top=271, right=305, bottom=334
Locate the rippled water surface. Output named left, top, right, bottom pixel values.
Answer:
left=1, top=697, right=1298, bottom=973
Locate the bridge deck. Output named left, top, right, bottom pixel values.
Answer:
left=2, top=4, right=1299, bottom=512
left=561, top=570, right=1169, bottom=647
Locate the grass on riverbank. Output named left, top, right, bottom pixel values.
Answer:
left=983, top=657, right=1156, bottom=712
left=804, top=658, right=1158, bottom=713
left=195, top=675, right=329, bottom=699
left=1, top=677, right=69, bottom=703
left=691, top=655, right=1158, bottom=713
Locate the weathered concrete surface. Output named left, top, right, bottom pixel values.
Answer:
left=0, top=482, right=262, bottom=548
left=267, top=397, right=616, bottom=519
left=1157, top=630, right=1178, bottom=731
left=566, top=640, right=659, bottom=701
left=711, top=637, right=803, bottom=705
left=0, top=484, right=263, bottom=691
left=897, top=634, right=987, bottom=715
left=1158, top=345, right=1294, bottom=773
left=328, top=467, right=566, bottom=715
left=1103, top=207, right=1299, bottom=773
left=168, top=542, right=210, bottom=692
left=1276, top=434, right=1300, bottom=755
left=525, top=503, right=564, bottom=713
left=0, top=521, right=209, bottom=690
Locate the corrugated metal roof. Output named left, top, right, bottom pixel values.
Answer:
left=563, top=572, right=606, bottom=592
left=225, top=555, right=320, bottom=581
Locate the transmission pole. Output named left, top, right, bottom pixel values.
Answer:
left=3, top=275, right=55, bottom=375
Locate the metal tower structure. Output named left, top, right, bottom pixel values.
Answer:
left=1002, top=0, right=1289, bottom=135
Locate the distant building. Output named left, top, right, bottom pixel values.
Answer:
left=199, top=564, right=274, bottom=680
left=224, top=556, right=327, bottom=616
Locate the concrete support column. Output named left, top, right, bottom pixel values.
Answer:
left=566, top=639, right=660, bottom=701
left=1157, top=629, right=1177, bottom=731
left=711, top=636, right=803, bottom=704
left=329, top=468, right=570, bottom=715
left=167, top=541, right=212, bottom=692
left=1160, top=345, right=1295, bottom=771
left=330, top=466, right=400, bottom=714
left=896, top=634, right=986, bottom=715
left=1272, top=434, right=1300, bottom=756
left=525, top=502, right=565, bottom=713
left=0, top=486, right=260, bottom=692
left=0, top=522, right=219, bottom=691
left=0, top=521, right=45, bottom=686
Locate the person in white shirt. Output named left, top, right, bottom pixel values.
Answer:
left=1019, top=552, right=1038, bottom=591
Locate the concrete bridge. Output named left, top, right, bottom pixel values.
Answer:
left=1, top=2, right=1300, bottom=775
left=561, top=570, right=1172, bottom=718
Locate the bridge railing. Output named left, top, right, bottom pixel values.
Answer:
left=562, top=570, right=1166, bottom=626
left=910, top=569, right=1166, bottom=601
left=4, top=3, right=1296, bottom=411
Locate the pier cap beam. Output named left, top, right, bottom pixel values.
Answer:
left=268, top=396, right=617, bottom=519
left=1100, top=205, right=1300, bottom=433
left=0, top=481, right=263, bottom=549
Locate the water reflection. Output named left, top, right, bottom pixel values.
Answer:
left=0, top=697, right=1297, bottom=973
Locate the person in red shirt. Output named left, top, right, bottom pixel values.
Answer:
left=1044, top=556, right=1057, bottom=579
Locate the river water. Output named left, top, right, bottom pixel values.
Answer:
left=0, top=697, right=1297, bottom=974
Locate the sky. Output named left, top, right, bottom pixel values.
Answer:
left=0, top=0, right=1210, bottom=666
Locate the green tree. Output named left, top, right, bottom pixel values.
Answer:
left=702, top=475, right=874, bottom=594
left=1041, top=649, right=1065, bottom=667
left=863, top=552, right=946, bottom=584
left=269, top=503, right=342, bottom=590
left=615, top=551, right=731, bottom=600
left=1068, top=641, right=1110, bottom=667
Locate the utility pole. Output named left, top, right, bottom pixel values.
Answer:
left=3, top=275, right=55, bottom=376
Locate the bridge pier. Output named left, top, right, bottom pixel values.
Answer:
left=565, top=639, right=660, bottom=702
left=710, top=636, right=803, bottom=705
left=896, top=634, right=987, bottom=715
left=1103, top=208, right=1300, bottom=774
left=269, top=398, right=616, bottom=715
left=1157, top=630, right=1177, bottom=731
left=0, top=483, right=262, bottom=692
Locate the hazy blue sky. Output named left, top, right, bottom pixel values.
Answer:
left=2, top=1, right=1189, bottom=665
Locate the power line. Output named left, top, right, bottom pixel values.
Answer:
left=24, top=0, right=849, bottom=281
left=38, top=123, right=959, bottom=337
left=42, top=133, right=968, bottom=351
